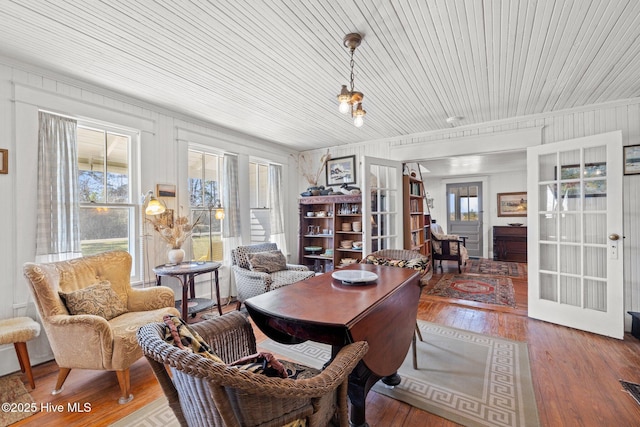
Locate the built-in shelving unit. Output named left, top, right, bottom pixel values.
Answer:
left=299, top=194, right=362, bottom=273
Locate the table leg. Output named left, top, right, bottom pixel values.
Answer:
left=347, top=359, right=379, bottom=427
left=180, top=276, right=189, bottom=320
left=214, top=269, right=222, bottom=316
left=189, top=274, right=196, bottom=299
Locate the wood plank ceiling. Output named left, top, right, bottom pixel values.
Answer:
left=1, top=0, right=639, bottom=151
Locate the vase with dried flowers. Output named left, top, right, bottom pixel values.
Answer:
left=295, top=149, right=331, bottom=191
left=147, top=210, right=202, bottom=264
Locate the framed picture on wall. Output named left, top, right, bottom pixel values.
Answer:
left=624, top=145, right=640, bottom=175
left=157, top=183, right=176, bottom=197
left=326, top=155, right=356, bottom=186
left=497, top=192, right=527, bottom=217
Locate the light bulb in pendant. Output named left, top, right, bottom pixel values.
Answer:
left=353, top=103, right=366, bottom=128
left=337, top=85, right=351, bottom=114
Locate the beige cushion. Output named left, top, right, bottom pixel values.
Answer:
left=0, top=317, right=41, bottom=345
left=248, top=250, right=287, bottom=273
left=59, top=281, right=128, bottom=320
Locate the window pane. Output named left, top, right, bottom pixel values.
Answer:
left=258, top=164, right=268, bottom=208
left=189, top=149, right=224, bottom=260
left=106, top=133, right=129, bottom=203
left=77, top=127, right=106, bottom=203
left=189, top=150, right=221, bottom=207
left=80, top=206, right=130, bottom=255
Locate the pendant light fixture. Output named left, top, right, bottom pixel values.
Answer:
left=337, top=33, right=366, bottom=127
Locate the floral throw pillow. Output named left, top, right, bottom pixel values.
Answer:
left=59, top=281, right=128, bottom=320
left=248, top=250, right=288, bottom=273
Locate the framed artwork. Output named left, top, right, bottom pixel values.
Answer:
left=0, top=149, right=7, bottom=174
left=326, top=155, right=356, bottom=186
left=624, top=145, right=640, bottom=175
left=157, top=183, right=176, bottom=197
left=497, top=192, right=527, bottom=217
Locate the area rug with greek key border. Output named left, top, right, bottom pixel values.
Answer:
left=427, top=273, right=517, bottom=308
left=260, top=321, right=540, bottom=427
left=109, top=321, right=540, bottom=427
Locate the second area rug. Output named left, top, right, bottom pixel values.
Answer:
left=261, top=320, right=540, bottom=427
left=427, top=273, right=517, bottom=307
left=111, top=321, right=540, bottom=427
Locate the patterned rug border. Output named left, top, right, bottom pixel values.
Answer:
left=427, top=273, right=517, bottom=308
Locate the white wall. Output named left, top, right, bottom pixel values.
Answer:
left=0, top=58, right=300, bottom=375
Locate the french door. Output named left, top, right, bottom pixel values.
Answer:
left=527, top=131, right=623, bottom=338
left=362, top=156, right=403, bottom=254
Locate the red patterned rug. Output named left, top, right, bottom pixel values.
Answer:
left=466, top=258, right=527, bottom=277
left=427, top=274, right=517, bottom=307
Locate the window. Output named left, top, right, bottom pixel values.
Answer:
left=188, top=149, right=224, bottom=261
left=250, top=161, right=270, bottom=243
left=77, top=124, right=137, bottom=258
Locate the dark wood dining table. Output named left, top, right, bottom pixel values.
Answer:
left=244, top=263, right=421, bottom=427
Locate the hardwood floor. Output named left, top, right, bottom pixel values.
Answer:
left=11, top=262, right=640, bottom=426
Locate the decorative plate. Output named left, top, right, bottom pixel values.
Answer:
left=331, top=270, right=378, bottom=285
left=304, top=246, right=322, bottom=251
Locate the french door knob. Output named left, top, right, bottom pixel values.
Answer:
left=608, top=233, right=620, bottom=241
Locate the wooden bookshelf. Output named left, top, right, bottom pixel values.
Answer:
left=402, top=174, right=431, bottom=260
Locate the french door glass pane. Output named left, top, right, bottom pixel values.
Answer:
left=559, top=245, right=580, bottom=274
left=539, top=214, right=557, bottom=241
left=559, top=213, right=580, bottom=243
left=584, top=279, right=607, bottom=311
left=539, top=184, right=558, bottom=211
left=538, top=153, right=557, bottom=181
left=584, top=246, right=606, bottom=278
left=584, top=214, right=606, bottom=244
left=539, top=243, right=557, bottom=271
left=559, top=276, right=581, bottom=306
left=540, top=273, right=558, bottom=301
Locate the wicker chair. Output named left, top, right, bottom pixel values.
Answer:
left=231, top=243, right=315, bottom=309
left=137, top=311, right=368, bottom=427
left=361, top=249, right=431, bottom=369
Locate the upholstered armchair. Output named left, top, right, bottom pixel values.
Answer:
left=431, top=223, right=469, bottom=273
left=23, top=250, right=180, bottom=404
left=137, top=311, right=368, bottom=427
left=231, top=243, right=315, bottom=308
left=361, top=249, right=431, bottom=369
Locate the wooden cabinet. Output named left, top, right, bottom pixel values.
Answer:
left=493, top=226, right=527, bottom=262
left=299, top=194, right=362, bottom=272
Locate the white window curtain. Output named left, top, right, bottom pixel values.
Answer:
left=268, top=164, right=288, bottom=256
left=222, top=153, right=242, bottom=298
left=35, top=111, right=81, bottom=262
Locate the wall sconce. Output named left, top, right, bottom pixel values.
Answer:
left=143, top=191, right=166, bottom=215
left=211, top=199, right=225, bottom=220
